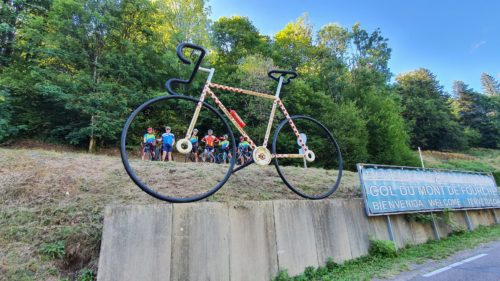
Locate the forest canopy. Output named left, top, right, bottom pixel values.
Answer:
left=1, top=0, right=498, bottom=170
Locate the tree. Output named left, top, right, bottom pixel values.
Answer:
left=395, top=69, right=466, bottom=150
left=317, top=23, right=350, bottom=59
left=334, top=23, right=417, bottom=165
left=155, top=0, right=210, bottom=46
left=210, top=16, right=270, bottom=81
left=0, top=0, right=188, bottom=151
left=453, top=81, right=499, bottom=148
left=211, top=16, right=268, bottom=58
left=346, top=67, right=418, bottom=166
left=350, top=23, right=391, bottom=80
left=481, top=72, right=500, bottom=96
left=0, top=0, right=51, bottom=66
left=272, top=14, right=313, bottom=69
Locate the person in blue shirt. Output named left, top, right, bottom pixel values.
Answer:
left=142, top=127, right=156, bottom=161
left=161, top=126, right=175, bottom=161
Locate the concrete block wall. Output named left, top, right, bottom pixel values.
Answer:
left=97, top=200, right=499, bottom=281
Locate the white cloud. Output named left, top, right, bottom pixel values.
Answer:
left=471, top=41, right=486, bottom=52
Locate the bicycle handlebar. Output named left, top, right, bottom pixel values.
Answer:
left=268, top=70, right=298, bottom=85
left=165, top=43, right=207, bottom=95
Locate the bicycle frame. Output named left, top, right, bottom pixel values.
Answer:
left=182, top=66, right=308, bottom=160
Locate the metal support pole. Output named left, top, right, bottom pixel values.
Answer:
left=492, top=209, right=499, bottom=224
left=430, top=212, right=441, bottom=240
left=386, top=215, right=395, bottom=243
left=464, top=210, right=473, bottom=231
left=418, top=147, right=425, bottom=168
left=418, top=147, right=440, bottom=239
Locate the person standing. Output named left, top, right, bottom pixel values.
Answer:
left=219, top=135, right=231, bottom=164
left=161, top=126, right=175, bottom=161
left=142, top=127, right=156, bottom=161
left=189, top=128, right=200, bottom=162
left=201, top=129, right=219, bottom=163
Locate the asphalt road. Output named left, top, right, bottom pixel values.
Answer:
left=377, top=240, right=500, bottom=281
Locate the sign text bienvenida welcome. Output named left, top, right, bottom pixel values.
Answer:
left=357, top=164, right=500, bottom=216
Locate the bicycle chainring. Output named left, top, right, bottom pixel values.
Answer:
left=253, top=146, right=272, bottom=166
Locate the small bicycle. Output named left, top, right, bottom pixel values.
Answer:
left=120, top=43, right=343, bottom=203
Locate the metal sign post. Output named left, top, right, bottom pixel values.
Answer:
left=418, top=148, right=441, bottom=240
left=297, top=133, right=307, bottom=168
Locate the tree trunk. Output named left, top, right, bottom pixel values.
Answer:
left=88, top=49, right=99, bottom=153
left=88, top=134, right=96, bottom=153
left=88, top=114, right=96, bottom=153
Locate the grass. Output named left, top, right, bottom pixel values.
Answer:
left=422, top=148, right=500, bottom=172
left=275, top=224, right=500, bottom=281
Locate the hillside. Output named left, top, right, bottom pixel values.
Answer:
left=0, top=147, right=498, bottom=280
left=0, top=147, right=359, bottom=281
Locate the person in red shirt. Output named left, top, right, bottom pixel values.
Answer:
left=201, top=129, right=219, bottom=162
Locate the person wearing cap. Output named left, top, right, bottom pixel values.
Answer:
left=219, top=134, right=231, bottom=164
left=201, top=129, right=219, bottom=162
left=161, top=126, right=175, bottom=161
left=142, top=127, right=156, bottom=161
left=189, top=129, right=200, bottom=162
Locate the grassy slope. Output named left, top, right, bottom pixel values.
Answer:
left=422, top=148, right=500, bottom=172
left=0, top=147, right=498, bottom=280
left=0, top=148, right=359, bottom=281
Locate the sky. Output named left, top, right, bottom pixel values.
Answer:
left=209, top=0, right=500, bottom=94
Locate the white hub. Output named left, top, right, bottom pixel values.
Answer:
left=305, top=150, right=315, bottom=162
left=176, top=139, right=192, bottom=154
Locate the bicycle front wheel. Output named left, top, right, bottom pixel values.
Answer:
left=120, top=95, right=236, bottom=203
left=272, top=115, right=342, bottom=199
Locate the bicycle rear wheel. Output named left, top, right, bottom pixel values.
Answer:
left=120, top=95, right=236, bottom=203
left=272, top=115, right=342, bottom=199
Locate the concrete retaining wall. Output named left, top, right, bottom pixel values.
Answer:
left=97, top=200, right=499, bottom=281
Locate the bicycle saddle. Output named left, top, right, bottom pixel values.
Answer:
left=268, top=70, right=298, bottom=85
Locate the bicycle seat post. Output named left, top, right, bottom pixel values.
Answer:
left=199, top=66, right=215, bottom=84
left=274, top=76, right=284, bottom=98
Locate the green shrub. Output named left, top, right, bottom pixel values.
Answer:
left=77, top=268, right=94, bottom=281
left=325, top=257, right=338, bottom=271
left=273, top=269, right=290, bottom=281
left=40, top=240, right=65, bottom=259
left=368, top=238, right=397, bottom=258
left=492, top=171, right=500, bottom=185
left=406, top=213, right=435, bottom=224
left=303, top=266, right=316, bottom=278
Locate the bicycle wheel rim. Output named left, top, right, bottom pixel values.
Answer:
left=272, top=115, right=343, bottom=199
left=120, top=95, right=236, bottom=203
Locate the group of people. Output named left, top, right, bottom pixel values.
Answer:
left=142, top=126, right=175, bottom=161
left=142, top=126, right=252, bottom=164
